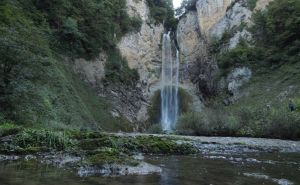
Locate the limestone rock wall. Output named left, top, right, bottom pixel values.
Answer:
left=255, top=0, right=273, bottom=10
left=71, top=0, right=275, bottom=123
left=177, top=11, right=204, bottom=64
left=209, top=0, right=252, bottom=39
left=70, top=0, right=164, bottom=123
left=196, top=0, right=233, bottom=37
left=117, top=0, right=165, bottom=122
left=177, top=11, right=218, bottom=103
left=177, top=0, right=274, bottom=103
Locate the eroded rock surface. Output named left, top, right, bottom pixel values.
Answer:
left=196, top=0, right=233, bottom=37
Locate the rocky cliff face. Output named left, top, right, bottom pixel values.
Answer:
left=209, top=0, right=252, bottom=39
left=118, top=0, right=163, bottom=84
left=177, top=11, right=218, bottom=102
left=177, top=11, right=204, bottom=64
left=71, top=0, right=164, bottom=124
left=255, top=0, right=273, bottom=10
left=71, top=0, right=274, bottom=123
left=196, top=0, right=233, bottom=37
left=177, top=0, right=273, bottom=102
left=117, top=0, right=165, bottom=122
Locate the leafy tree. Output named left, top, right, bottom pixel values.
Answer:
left=175, top=0, right=197, bottom=17
left=217, top=0, right=300, bottom=71
left=146, top=0, right=177, bottom=31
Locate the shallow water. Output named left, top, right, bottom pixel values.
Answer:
left=0, top=153, right=299, bottom=185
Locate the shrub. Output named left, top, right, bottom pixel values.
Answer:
left=263, top=109, right=300, bottom=139
left=223, top=115, right=240, bottom=135
left=176, top=112, right=211, bottom=136
left=147, top=124, right=162, bottom=134
left=146, top=0, right=177, bottom=30
left=104, top=50, right=139, bottom=86
left=246, top=0, right=258, bottom=11
left=295, top=98, right=300, bottom=111
left=217, top=0, right=300, bottom=72
left=176, top=104, right=300, bottom=140
left=129, top=16, right=143, bottom=33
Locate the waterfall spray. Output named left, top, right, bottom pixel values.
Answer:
left=161, top=33, right=180, bottom=131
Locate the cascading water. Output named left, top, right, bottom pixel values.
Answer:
left=161, top=32, right=180, bottom=131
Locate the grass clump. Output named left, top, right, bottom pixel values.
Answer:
left=14, top=129, right=75, bottom=151
left=0, top=122, right=22, bottom=137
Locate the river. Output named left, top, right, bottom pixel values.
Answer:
left=0, top=152, right=299, bottom=185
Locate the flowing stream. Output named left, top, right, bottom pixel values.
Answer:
left=161, top=33, right=179, bottom=131
left=0, top=152, right=299, bottom=185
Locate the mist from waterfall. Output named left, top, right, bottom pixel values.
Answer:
left=161, top=33, right=179, bottom=131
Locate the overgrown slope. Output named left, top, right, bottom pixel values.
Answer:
left=0, top=0, right=141, bottom=131
left=176, top=0, right=300, bottom=139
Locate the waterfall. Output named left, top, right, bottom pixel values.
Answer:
left=161, top=33, right=180, bottom=131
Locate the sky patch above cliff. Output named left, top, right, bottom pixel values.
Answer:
left=173, top=0, right=183, bottom=8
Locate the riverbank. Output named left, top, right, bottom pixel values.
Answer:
left=1, top=125, right=300, bottom=177
left=112, top=133, right=300, bottom=153
left=0, top=128, right=197, bottom=176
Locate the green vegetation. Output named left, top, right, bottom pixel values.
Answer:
left=176, top=105, right=300, bottom=139
left=104, top=50, right=139, bottom=86
left=14, top=129, right=74, bottom=151
left=175, top=0, right=197, bottom=17
left=76, top=132, right=197, bottom=155
left=147, top=88, right=192, bottom=126
left=0, top=0, right=141, bottom=130
left=146, top=0, right=178, bottom=31
left=0, top=122, right=22, bottom=137
left=246, top=0, right=258, bottom=11
left=87, top=147, right=139, bottom=166
left=217, top=0, right=300, bottom=72
left=26, top=0, right=142, bottom=59
left=184, top=0, right=300, bottom=140
left=210, top=27, right=239, bottom=55
left=0, top=126, right=198, bottom=166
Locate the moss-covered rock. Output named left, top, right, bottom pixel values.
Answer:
left=86, top=147, right=139, bottom=166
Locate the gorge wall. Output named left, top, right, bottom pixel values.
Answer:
left=177, top=0, right=273, bottom=103
left=71, top=0, right=163, bottom=124
left=71, top=0, right=274, bottom=124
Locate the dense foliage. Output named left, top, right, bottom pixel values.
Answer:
left=146, top=0, right=178, bottom=31
left=194, top=0, right=300, bottom=140
left=104, top=50, right=139, bottom=86
left=246, top=0, right=258, bottom=11
left=0, top=0, right=140, bottom=129
left=177, top=106, right=300, bottom=139
left=175, top=0, right=197, bottom=17
left=217, top=0, right=300, bottom=72
left=26, top=0, right=141, bottom=59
